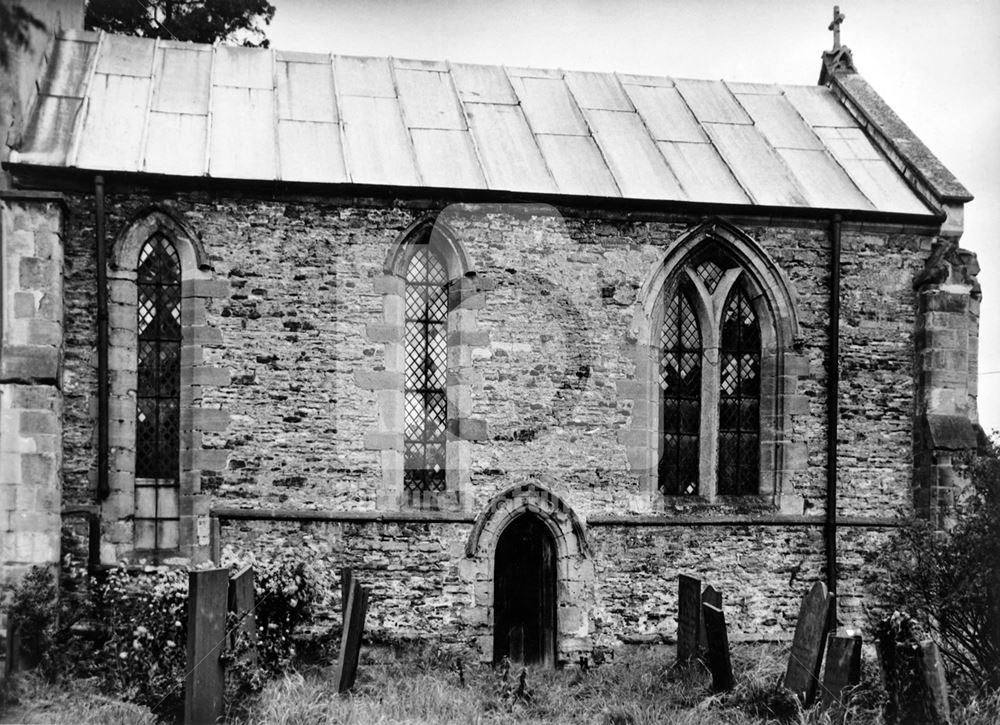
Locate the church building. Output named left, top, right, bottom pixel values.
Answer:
left=0, top=6, right=981, bottom=665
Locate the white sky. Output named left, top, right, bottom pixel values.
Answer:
left=267, top=0, right=1000, bottom=433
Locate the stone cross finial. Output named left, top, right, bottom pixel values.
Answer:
left=829, top=6, right=846, bottom=50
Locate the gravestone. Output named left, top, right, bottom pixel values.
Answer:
left=782, top=581, right=833, bottom=706
left=676, top=575, right=701, bottom=664
left=185, top=568, right=229, bottom=725
left=228, top=566, right=258, bottom=668
left=919, top=640, right=951, bottom=724
left=335, top=577, right=370, bottom=694
left=875, top=614, right=950, bottom=725
left=341, top=567, right=354, bottom=619
left=702, top=602, right=734, bottom=691
left=821, top=633, right=862, bottom=707
left=700, top=585, right=722, bottom=649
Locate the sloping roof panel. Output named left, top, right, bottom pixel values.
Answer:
left=410, top=128, right=485, bottom=189
left=152, top=46, right=211, bottom=115
left=144, top=111, right=207, bottom=176
left=75, top=73, right=150, bottom=170
left=465, top=102, right=554, bottom=193
left=704, top=123, right=807, bottom=206
left=583, top=109, right=684, bottom=199
left=395, top=67, right=466, bottom=130
left=657, top=141, right=749, bottom=204
left=536, top=134, right=620, bottom=197
left=40, top=37, right=97, bottom=96
left=509, top=76, right=588, bottom=136
left=340, top=95, right=419, bottom=186
left=277, top=120, right=346, bottom=183
left=209, top=86, right=276, bottom=180
left=277, top=58, right=337, bottom=122
left=7, top=32, right=943, bottom=217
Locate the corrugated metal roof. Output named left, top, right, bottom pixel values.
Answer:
left=9, top=31, right=940, bottom=215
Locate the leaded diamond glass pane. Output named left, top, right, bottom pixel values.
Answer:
left=660, top=286, right=701, bottom=495
left=404, top=244, right=450, bottom=493
left=134, top=235, right=181, bottom=551
left=717, top=286, right=761, bottom=495
left=695, top=258, right=725, bottom=293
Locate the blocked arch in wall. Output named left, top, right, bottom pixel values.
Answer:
left=103, top=205, right=228, bottom=564
left=463, top=483, right=595, bottom=665
left=622, top=218, right=805, bottom=511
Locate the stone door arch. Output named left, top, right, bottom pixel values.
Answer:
left=462, top=483, right=594, bottom=665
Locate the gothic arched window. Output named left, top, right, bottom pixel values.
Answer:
left=134, top=234, right=181, bottom=550
left=403, top=244, right=449, bottom=494
left=658, top=244, right=764, bottom=497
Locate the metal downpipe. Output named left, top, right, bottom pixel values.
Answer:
left=96, top=175, right=109, bottom=502
left=826, top=214, right=842, bottom=606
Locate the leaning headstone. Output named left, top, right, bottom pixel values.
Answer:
left=782, top=581, right=833, bottom=706
left=702, top=602, right=734, bottom=692
left=228, top=566, right=258, bottom=668
left=700, top=585, right=722, bottom=649
left=335, top=577, right=370, bottom=694
left=185, top=568, right=229, bottom=725
left=341, top=567, right=354, bottom=619
left=875, top=612, right=949, bottom=725
left=821, top=633, right=862, bottom=707
left=676, top=575, right=701, bottom=664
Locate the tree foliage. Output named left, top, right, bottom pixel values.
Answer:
left=85, top=0, right=276, bottom=47
left=0, top=4, right=45, bottom=69
left=875, top=433, right=1000, bottom=691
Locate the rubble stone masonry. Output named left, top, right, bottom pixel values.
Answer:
left=50, top=187, right=976, bottom=657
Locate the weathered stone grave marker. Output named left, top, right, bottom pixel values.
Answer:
left=876, top=614, right=951, bottom=725
left=341, top=566, right=354, bottom=618
left=919, top=640, right=951, bottom=724
left=700, top=585, right=722, bottom=649
left=185, top=567, right=229, bottom=725
left=676, top=574, right=701, bottom=664
left=702, top=602, right=734, bottom=692
left=782, top=581, right=832, bottom=706
left=821, top=633, right=861, bottom=707
left=335, top=570, right=370, bottom=694
left=228, top=565, right=258, bottom=668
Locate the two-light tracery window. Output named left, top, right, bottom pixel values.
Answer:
left=134, top=234, right=181, bottom=550
left=403, top=244, right=449, bottom=493
left=659, top=245, right=761, bottom=497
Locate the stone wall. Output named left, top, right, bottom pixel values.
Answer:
left=61, top=192, right=934, bottom=519
left=221, top=516, right=894, bottom=661
left=56, top=187, right=959, bottom=647
left=0, top=194, right=64, bottom=614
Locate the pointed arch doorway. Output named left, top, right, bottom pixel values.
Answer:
left=493, top=514, right=556, bottom=667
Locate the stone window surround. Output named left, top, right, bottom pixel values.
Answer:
left=102, top=205, right=229, bottom=565
left=461, top=483, right=594, bottom=665
left=361, top=215, right=489, bottom=512
left=620, top=219, right=807, bottom=513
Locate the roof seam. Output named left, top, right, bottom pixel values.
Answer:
left=615, top=71, right=685, bottom=200
left=444, top=60, right=488, bottom=191
left=330, top=52, right=353, bottom=184
left=500, top=65, right=558, bottom=193
left=386, top=55, right=425, bottom=187
left=137, top=37, right=159, bottom=173
left=66, top=30, right=104, bottom=168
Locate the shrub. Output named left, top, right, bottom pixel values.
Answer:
left=95, top=567, right=190, bottom=719
left=875, top=433, right=1000, bottom=691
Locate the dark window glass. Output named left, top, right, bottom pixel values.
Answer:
left=718, top=285, right=761, bottom=495
left=659, top=285, right=701, bottom=495
left=403, top=245, right=448, bottom=494
left=134, top=234, right=181, bottom=550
